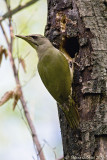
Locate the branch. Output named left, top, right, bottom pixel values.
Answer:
left=0, top=0, right=39, bottom=23
left=0, top=23, right=9, bottom=46
left=1, top=1, right=45, bottom=160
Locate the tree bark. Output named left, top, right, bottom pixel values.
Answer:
left=45, top=0, right=107, bottom=159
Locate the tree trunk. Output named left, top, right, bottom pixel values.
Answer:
left=45, top=0, right=107, bottom=159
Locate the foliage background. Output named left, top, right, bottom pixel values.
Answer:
left=0, top=0, right=63, bottom=159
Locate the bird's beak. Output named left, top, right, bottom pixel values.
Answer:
left=15, top=35, right=33, bottom=45
left=15, top=35, right=28, bottom=40
left=15, top=35, right=38, bottom=49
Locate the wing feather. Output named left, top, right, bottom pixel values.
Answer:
left=38, top=48, right=71, bottom=104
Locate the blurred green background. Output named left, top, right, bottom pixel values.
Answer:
left=0, top=0, right=63, bottom=159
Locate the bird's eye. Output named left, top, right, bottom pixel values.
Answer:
left=30, top=36, right=38, bottom=39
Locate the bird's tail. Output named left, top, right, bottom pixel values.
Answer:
left=59, top=98, right=80, bottom=128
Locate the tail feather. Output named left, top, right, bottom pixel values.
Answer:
left=59, top=99, right=79, bottom=128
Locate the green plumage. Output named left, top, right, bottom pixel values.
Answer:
left=38, top=47, right=71, bottom=104
left=16, top=34, right=79, bottom=128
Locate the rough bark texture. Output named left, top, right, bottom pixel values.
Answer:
left=45, top=0, right=107, bottom=159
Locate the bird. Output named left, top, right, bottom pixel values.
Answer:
left=16, top=34, right=79, bottom=128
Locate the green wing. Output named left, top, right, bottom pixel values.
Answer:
left=38, top=48, right=71, bottom=104
left=38, top=47, right=80, bottom=128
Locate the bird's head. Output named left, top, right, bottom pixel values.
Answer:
left=15, top=34, right=52, bottom=51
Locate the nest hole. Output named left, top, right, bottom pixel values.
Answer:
left=62, top=37, right=79, bottom=58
